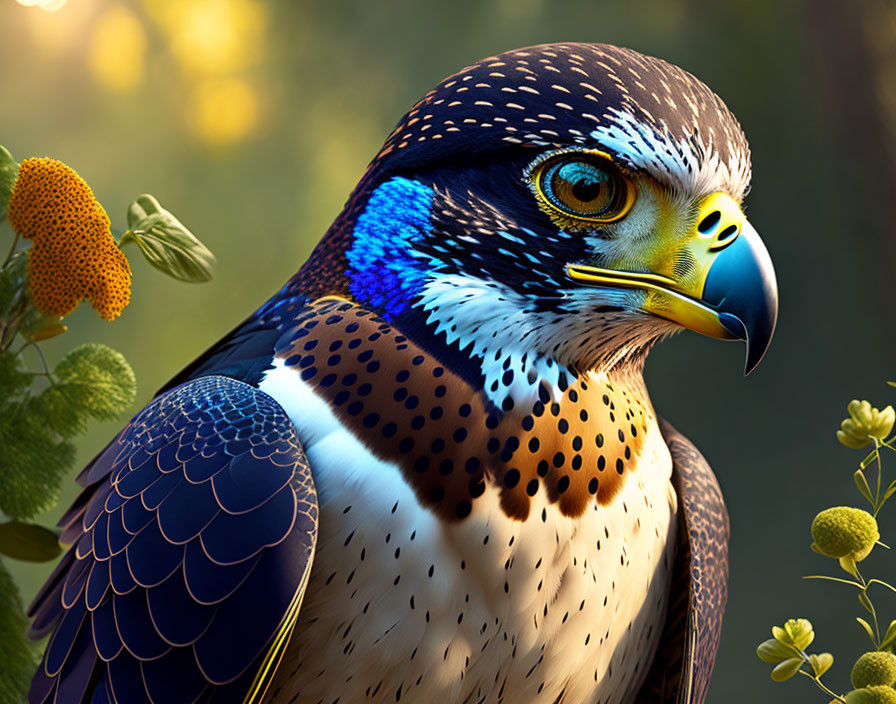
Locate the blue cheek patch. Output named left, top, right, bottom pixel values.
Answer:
left=346, top=177, right=433, bottom=319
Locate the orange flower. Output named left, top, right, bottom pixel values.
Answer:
left=7, top=158, right=131, bottom=321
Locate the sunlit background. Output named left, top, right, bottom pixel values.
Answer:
left=2, top=0, right=896, bottom=701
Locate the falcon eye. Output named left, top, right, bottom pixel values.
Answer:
left=531, top=152, right=635, bottom=225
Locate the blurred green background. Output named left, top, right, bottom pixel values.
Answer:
left=1, top=0, right=895, bottom=701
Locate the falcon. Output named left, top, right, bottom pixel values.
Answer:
left=28, top=42, right=777, bottom=704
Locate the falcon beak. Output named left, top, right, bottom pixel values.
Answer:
left=566, top=192, right=778, bottom=375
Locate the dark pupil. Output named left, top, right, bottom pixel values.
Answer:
left=571, top=177, right=602, bottom=203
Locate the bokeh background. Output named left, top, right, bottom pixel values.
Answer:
left=1, top=0, right=895, bottom=701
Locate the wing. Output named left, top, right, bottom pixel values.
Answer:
left=633, top=417, right=730, bottom=704
left=27, top=375, right=318, bottom=704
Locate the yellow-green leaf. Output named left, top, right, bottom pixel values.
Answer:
left=51, top=342, right=136, bottom=421
left=785, top=619, right=815, bottom=650
left=0, top=145, right=18, bottom=220
left=757, top=638, right=795, bottom=664
left=858, top=591, right=875, bottom=615
left=773, top=626, right=790, bottom=645
left=771, top=657, right=804, bottom=682
left=857, top=618, right=876, bottom=644
left=880, top=621, right=896, bottom=651
left=122, top=194, right=216, bottom=283
left=0, top=521, right=61, bottom=562
left=883, top=481, right=896, bottom=503
left=855, top=470, right=874, bottom=505
left=809, top=652, right=834, bottom=677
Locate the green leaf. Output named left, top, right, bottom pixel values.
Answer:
left=883, top=480, right=896, bottom=503
left=857, top=618, right=876, bottom=644
left=771, top=657, right=804, bottom=682
left=861, top=449, right=879, bottom=470
left=0, top=559, right=37, bottom=702
left=757, top=638, right=796, bottom=664
left=0, top=145, right=19, bottom=221
left=841, top=555, right=860, bottom=578
left=858, top=591, right=875, bottom=615
left=0, top=400, right=75, bottom=519
left=880, top=620, right=896, bottom=651
left=51, top=342, right=136, bottom=422
left=809, top=652, right=834, bottom=677
left=773, top=626, right=790, bottom=644
left=784, top=619, right=815, bottom=650
left=855, top=470, right=874, bottom=505
left=0, top=520, right=61, bottom=562
left=122, top=194, right=216, bottom=282
left=0, top=351, right=32, bottom=401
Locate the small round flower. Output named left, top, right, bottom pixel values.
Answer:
left=811, top=507, right=879, bottom=562
left=853, top=652, right=896, bottom=689
left=7, top=157, right=131, bottom=321
left=838, top=400, right=895, bottom=448
left=846, top=686, right=896, bottom=704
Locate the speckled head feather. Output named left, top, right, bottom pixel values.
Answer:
left=298, top=41, right=751, bottom=301
left=376, top=43, right=751, bottom=197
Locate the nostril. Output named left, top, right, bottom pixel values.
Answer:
left=718, top=224, right=739, bottom=241
left=698, top=211, right=721, bottom=233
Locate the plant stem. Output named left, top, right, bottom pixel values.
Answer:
left=18, top=339, right=52, bottom=380
left=854, top=565, right=882, bottom=647
left=797, top=669, right=845, bottom=702
left=1, top=230, right=19, bottom=269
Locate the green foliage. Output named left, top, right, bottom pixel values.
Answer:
left=757, top=388, right=896, bottom=702
left=0, top=143, right=214, bottom=699
left=0, top=559, right=35, bottom=704
left=0, top=393, right=77, bottom=520
left=51, top=343, right=137, bottom=423
left=0, top=145, right=18, bottom=222
left=0, top=342, right=135, bottom=520
left=0, top=521, right=61, bottom=562
left=122, top=194, right=217, bottom=282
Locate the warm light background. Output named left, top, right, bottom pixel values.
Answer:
left=2, top=1, right=895, bottom=702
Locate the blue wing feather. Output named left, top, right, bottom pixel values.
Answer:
left=198, top=487, right=295, bottom=565
left=140, top=647, right=210, bottom=704
left=124, top=520, right=184, bottom=588
left=146, top=570, right=216, bottom=646
left=91, top=598, right=123, bottom=662
left=211, top=451, right=294, bottom=514
left=155, top=477, right=220, bottom=544
left=140, top=471, right=182, bottom=510
left=182, top=540, right=262, bottom=605
left=28, top=375, right=318, bottom=703
left=112, top=587, right=172, bottom=660
left=108, top=552, right=137, bottom=596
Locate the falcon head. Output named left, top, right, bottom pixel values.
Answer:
left=307, top=42, right=777, bottom=392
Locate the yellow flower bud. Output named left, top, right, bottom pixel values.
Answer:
left=811, top=507, right=880, bottom=561
left=838, top=401, right=896, bottom=448
left=7, top=157, right=131, bottom=321
left=853, top=652, right=896, bottom=689
left=845, top=686, right=896, bottom=704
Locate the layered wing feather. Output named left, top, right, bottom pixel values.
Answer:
left=27, top=375, right=318, bottom=704
left=634, top=418, right=730, bottom=704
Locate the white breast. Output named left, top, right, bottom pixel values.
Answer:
left=259, top=359, right=678, bottom=704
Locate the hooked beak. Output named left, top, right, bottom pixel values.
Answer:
left=566, top=192, right=778, bottom=375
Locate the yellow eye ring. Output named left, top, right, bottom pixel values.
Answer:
left=529, top=150, right=636, bottom=226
